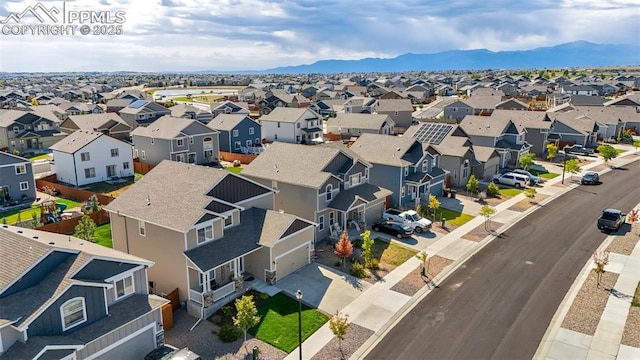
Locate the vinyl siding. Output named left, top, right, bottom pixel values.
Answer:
left=131, top=136, right=172, bottom=166
left=367, top=163, right=402, bottom=209
left=0, top=159, right=36, bottom=203
left=243, top=247, right=271, bottom=282
left=105, top=268, right=148, bottom=306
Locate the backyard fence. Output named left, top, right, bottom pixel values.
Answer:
left=133, top=159, right=155, bottom=174
left=35, top=175, right=115, bottom=205
left=219, top=151, right=257, bottom=164
left=35, top=209, right=110, bottom=235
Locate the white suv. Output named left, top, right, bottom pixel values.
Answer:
left=492, top=172, right=530, bottom=188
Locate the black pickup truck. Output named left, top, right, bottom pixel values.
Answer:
left=597, top=209, right=626, bottom=232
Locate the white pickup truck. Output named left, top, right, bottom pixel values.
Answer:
left=382, top=209, right=432, bottom=233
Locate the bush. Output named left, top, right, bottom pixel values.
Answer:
left=351, top=238, right=363, bottom=249
left=221, top=305, right=233, bottom=318
left=486, top=182, right=500, bottom=197
left=350, top=261, right=367, bottom=278
left=217, top=325, right=242, bottom=342
left=369, top=258, right=381, bottom=270
left=258, top=292, right=269, bottom=301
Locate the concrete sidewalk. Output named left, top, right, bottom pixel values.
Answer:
left=283, top=146, right=640, bottom=360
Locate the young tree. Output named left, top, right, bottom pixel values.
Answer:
left=518, top=153, right=536, bottom=171
left=334, top=232, right=353, bottom=270
left=416, top=251, right=428, bottom=277
left=632, top=140, right=640, bottom=152
left=546, top=143, right=558, bottom=160
left=465, top=175, right=479, bottom=195
left=524, top=188, right=537, bottom=203
left=233, top=295, right=261, bottom=354
left=74, top=215, right=97, bottom=242
left=565, top=159, right=581, bottom=181
left=479, top=205, right=496, bottom=232
left=596, top=144, right=618, bottom=164
left=428, top=194, right=441, bottom=221
left=592, top=248, right=610, bottom=288
left=486, top=182, right=500, bottom=197
left=360, top=230, right=373, bottom=269
left=329, top=310, right=350, bottom=357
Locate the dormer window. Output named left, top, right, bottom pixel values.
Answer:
left=177, top=138, right=185, bottom=147
left=60, top=297, right=87, bottom=331
left=326, top=184, right=333, bottom=201
left=224, top=215, right=233, bottom=228
left=114, top=275, right=135, bottom=300
left=197, top=225, right=213, bottom=244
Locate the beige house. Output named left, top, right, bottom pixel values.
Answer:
left=104, top=160, right=315, bottom=319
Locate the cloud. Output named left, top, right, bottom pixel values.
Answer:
left=0, top=0, right=638, bottom=72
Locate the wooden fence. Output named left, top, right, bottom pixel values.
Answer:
left=36, top=209, right=110, bottom=235
left=163, top=288, right=181, bottom=312
left=35, top=176, right=114, bottom=205
left=219, top=151, right=258, bottom=165
left=133, top=159, right=155, bottom=174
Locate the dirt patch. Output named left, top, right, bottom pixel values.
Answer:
left=561, top=271, right=619, bottom=336
left=589, top=164, right=609, bottom=172
left=390, top=255, right=454, bottom=296
left=622, top=304, right=640, bottom=348
left=607, top=223, right=640, bottom=256
left=311, top=323, right=374, bottom=360
left=462, top=221, right=505, bottom=242
left=508, top=195, right=549, bottom=212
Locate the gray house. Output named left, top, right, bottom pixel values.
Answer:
left=118, top=100, right=171, bottom=129
left=0, top=151, right=36, bottom=207
left=242, top=142, right=391, bottom=241
left=0, top=109, right=65, bottom=153
left=170, top=103, right=214, bottom=124
left=131, top=115, right=220, bottom=166
left=443, top=100, right=474, bottom=122
left=325, top=113, right=395, bottom=138
left=207, top=114, right=262, bottom=153
left=548, top=113, right=598, bottom=148
left=492, top=110, right=553, bottom=157
left=376, top=98, right=414, bottom=131
left=350, top=133, right=448, bottom=209
left=60, top=113, right=132, bottom=141
left=0, top=225, right=168, bottom=360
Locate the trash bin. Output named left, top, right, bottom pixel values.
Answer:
left=450, top=190, right=456, bottom=199
left=443, top=189, right=450, bottom=197
left=252, top=346, right=259, bottom=360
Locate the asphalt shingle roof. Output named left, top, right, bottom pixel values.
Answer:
left=48, top=130, right=103, bottom=154
left=258, top=107, right=319, bottom=123
left=328, top=113, right=393, bottom=130
left=350, top=133, right=420, bottom=167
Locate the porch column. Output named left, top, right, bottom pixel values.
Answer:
left=203, top=272, right=210, bottom=293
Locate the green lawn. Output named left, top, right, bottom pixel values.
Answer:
left=93, top=223, right=113, bottom=248
left=82, top=177, right=135, bottom=194
left=615, top=149, right=626, bottom=154
left=134, top=172, right=144, bottom=182
left=632, top=282, right=640, bottom=307
left=225, top=166, right=243, bottom=174
left=433, top=208, right=475, bottom=227
left=249, top=292, right=329, bottom=353
left=28, top=153, right=51, bottom=161
left=498, top=187, right=523, bottom=197
left=372, top=238, right=417, bottom=266
left=539, top=172, right=559, bottom=179
left=0, top=199, right=82, bottom=225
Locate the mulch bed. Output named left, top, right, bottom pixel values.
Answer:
left=310, top=323, right=374, bottom=360
left=507, top=194, right=549, bottom=212
left=561, top=271, right=619, bottom=336
left=390, top=255, right=454, bottom=296
left=313, top=241, right=395, bottom=284
left=461, top=221, right=505, bottom=242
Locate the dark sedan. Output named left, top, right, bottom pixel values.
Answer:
left=581, top=172, right=600, bottom=185
left=372, top=221, right=414, bottom=238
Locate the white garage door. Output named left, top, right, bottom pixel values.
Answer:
left=93, top=327, right=156, bottom=360
left=276, top=244, right=309, bottom=281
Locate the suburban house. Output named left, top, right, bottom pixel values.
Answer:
left=130, top=115, right=220, bottom=166
left=242, top=142, right=391, bottom=241
left=443, top=100, right=474, bottom=122
left=376, top=98, right=415, bottom=131
left=105, top=98, right=135, bottom=113
left=0, top=109, right=65, bottom=153
left=50, top=131, right=134, bottom=186
left=495, top=98, right=530, bottom=111
left=325, top=113, right=395, bottom=138
left=104, top=160, right=315, bottom=319
left=548, top=112, right=598, bottom=148
left=170, top=103, right=214, bottom=124
left=491, top=110, right=553, bottom=156
left=343, top=97, right=377, bottom=114
left=60, top=113, right=133, bottom=141
left=210, top=101, right=250, bottom=119
left=118, top=100, right=171, bottom=129
left=350, top=133, right=448, bottom=209
left=0, top=151, right=36, bottom=207
left=258, top=107, right=323, bottom=144
left=0, top=225, right=168, bottom=360
left=207, top=114, right=262, bottom=154
left=57, top=102, right=104, bottom=116
left=308, top=99, right=346, bottom=118
left=459, top=115, right=531, bottom=168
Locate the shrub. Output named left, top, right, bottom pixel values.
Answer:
left=351, top=238, right=363, bottom=249
left=258, top=292, right=269, bottom=301
left=486, top=182, right=500, bottom=197
left=350, top=261, right=367, bottom=278
left=217, top=325, right=242, bottom=342
left=221, top=305, right=233, bottom=318
left=369, top=258, right=381, bottom=270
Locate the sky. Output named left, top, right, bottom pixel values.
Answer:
left=0, top=0, right=638, bottom=73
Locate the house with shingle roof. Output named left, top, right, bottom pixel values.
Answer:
left=0, top=225, right=168, bottom=360
left=258, top=107, right=323, bottom=144
left=325, top=113, right=395, bottom=138
left=118, top=100, right=171, bottom=129
left=495, top=98, right=529, bottom=111
left=0, top=109, right=65, bottom=153
left=0, top=151, right=36, bottom=206
left=170, top=103, right=214, bottom=124
left=491, top=109, right=553, bottom=156
left=50, top=130, right=134, bottom=186
left=130, top=115, right=220, bottom=166
left=210, top=100, right=250, bottom=119
left=242, top=142, right=390, bottom=241
left=350, top=133, right=447, bottom=209
left=56, top=102, right=103, bottom=116
left=104, top=160, right=314, bottom=319
left=376, top=98, right=414, bottom=131
left=207, top=114, right=262, bottom=153
left=60, top=113, right=132, bottom=140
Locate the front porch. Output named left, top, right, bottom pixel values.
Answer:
left=186, top=258, right=246, bottom=318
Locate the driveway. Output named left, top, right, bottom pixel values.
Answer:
left=276, top=263, right=371, bottom=314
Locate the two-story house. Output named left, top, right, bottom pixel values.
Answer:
left=350, top=133, right=448, bottom=209
left=104, top=161, right=315, bottom=319
left=0, top=225, right=168, bottom=360
left=343, top=97, right=377, bottom=114
left=50, top=130, right=134, bottom=186
left=376, top=98, right=414, bottom=131
left=0, top=109, right=65, bottom=153
left=258, top=107, right=323, bottom=144
left=242, top=142, right=391, bottom=241
left=170, top=103, right=214, bottom=124
left=443, top=100, right=474, bottom=122
left=118, top=100, right=171, bottom=129
left=210, top=101, right=251, bottom=119
left=60, top=113, right=133, bottom=141
left=130, top=115, right=220, bottom=166
left=207, top=114, right=262, bottom=154
left=325, top=113, right=395, bottom=138
left=0, top=151, right=36, bottom=206
left=492, top=110, right=553, bottom=156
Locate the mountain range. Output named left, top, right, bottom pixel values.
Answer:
left=199, top=41, right=639, bottom=74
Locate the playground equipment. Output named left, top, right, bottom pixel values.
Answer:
left=40, top=200, right=61, bottom=224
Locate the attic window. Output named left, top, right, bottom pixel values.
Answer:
left=60, top=297, right=87, bottom=331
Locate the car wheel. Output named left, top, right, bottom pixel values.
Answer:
left=515, top=183, right=521, bottom=188
left=396, top=233, right=403, bottom=239
left=415, top=227, right=422, bottom=233
left=493, top=179, right=499, bottom=184
left=373, top=226, right=380, bottom=232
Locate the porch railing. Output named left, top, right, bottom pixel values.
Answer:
left=213, top=282, right=235, bottom=302
left=189, top=289, right=203, bottom=305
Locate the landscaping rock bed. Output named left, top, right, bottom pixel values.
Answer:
left=461, top=222, right=505, bottom=242
left=311, top=323, right=374, bottom=360
left=561, top=271, right=619, bottom=336
left=507, top=195, right=549, bottom=212
left=313, top=240, right=398, bottom=284
left=621, top=304, right=640, bottom=348
left=607, top=223, right=640, bottom=256
left=390, top=255, right=454, bottom=296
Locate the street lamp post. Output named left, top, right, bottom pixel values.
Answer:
left=296, top=290, right=303, bottom=360
left=561, top=147, right=567, bottom=184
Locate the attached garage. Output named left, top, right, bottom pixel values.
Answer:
left=90, top=324, right=156, bottom=360
left=365, top=200, right=385, bottom=225
left=275, top=243, right=310, bottom=281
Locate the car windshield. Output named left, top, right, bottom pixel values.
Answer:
left=601, top=212, right=619, bottom=220
left=400, top=224, right=412, bottom=231
left=407, top=214, right=419, bottom=221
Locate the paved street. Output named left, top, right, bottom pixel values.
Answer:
left=366, top=159, right=640, bottom=360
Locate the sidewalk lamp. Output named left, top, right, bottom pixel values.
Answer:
left=296, top=289, right=303, bottom=360
left=561, top=147, right=568, bottom=184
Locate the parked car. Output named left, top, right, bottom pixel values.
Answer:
left=564, top=144, right=595, bottom=156
left=382, top=209, right=432, bottom=233
left=145, top=345, right=201, bottom=360
left=510, top=169, right=540, bottom=185
left=581, top=172, right=600, bottom=185
left=597, top=209, right=626, bottom=232
left=372, top=220, right=414, bottom=238
left=553, top=152, right=578, bottom=161
left=492, top=172, right=530, bottom=188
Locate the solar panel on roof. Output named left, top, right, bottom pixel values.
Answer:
left=412, top=123, right=452, bottom=145
left=128, top=100, right=148, bottom=109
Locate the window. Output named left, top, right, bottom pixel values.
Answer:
left=277, top=122, right=281, bottom=128
left=462, top=161, right=469, bottom=178
left=365, top=168, right=369, bottom=179
left=138, top=220, right=146, bottom=236
left=20, top=181, right=29, bottom=191
left=60, top=298, right=86, bottom=331
left=141, top=150, right=146, bottom=160
left=318, top=215, right=325, bottom=231
left=110, top=148, right=119, bottom=157
left=80, top=152, right=90, bottom=161
left=197, top=225, right=213, bottom=244
left=15, top=164, right=26, bottom=175
left=84, top=168, right=96, bottom=178
left=422, top=160, right=428, bottom=173
left=232, top=130, right=239, bottom=137
left=249, top=127, right=254, bottom=135
left=115, top=275, right=134, bottom=300
left=404, top=167, right=408, bottom=176
left=203, top=137, right=214, bottom=160
left=329, top=212, right=335, bottom=226
left=350, top=173, right=361, bottom=186
left=13, top=126, right=19, bottom=134
left=234, top=141, right=241, bottom=150
left=296, top=123, right=300, bottom=129
left=224, top=215, right=233, bottom=228
left=123, top=161, right=130, bottom=170
left=189, top=136, right=194, bottom=144
left=177, top=138, right=184, bottom=147
left=326, top=184, right=333, bottom=201
left=274, top=134, right=278, bottom=141
left=246, top=140, right=252, bottom=148
left=401, top=186, right=405, bottom=197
